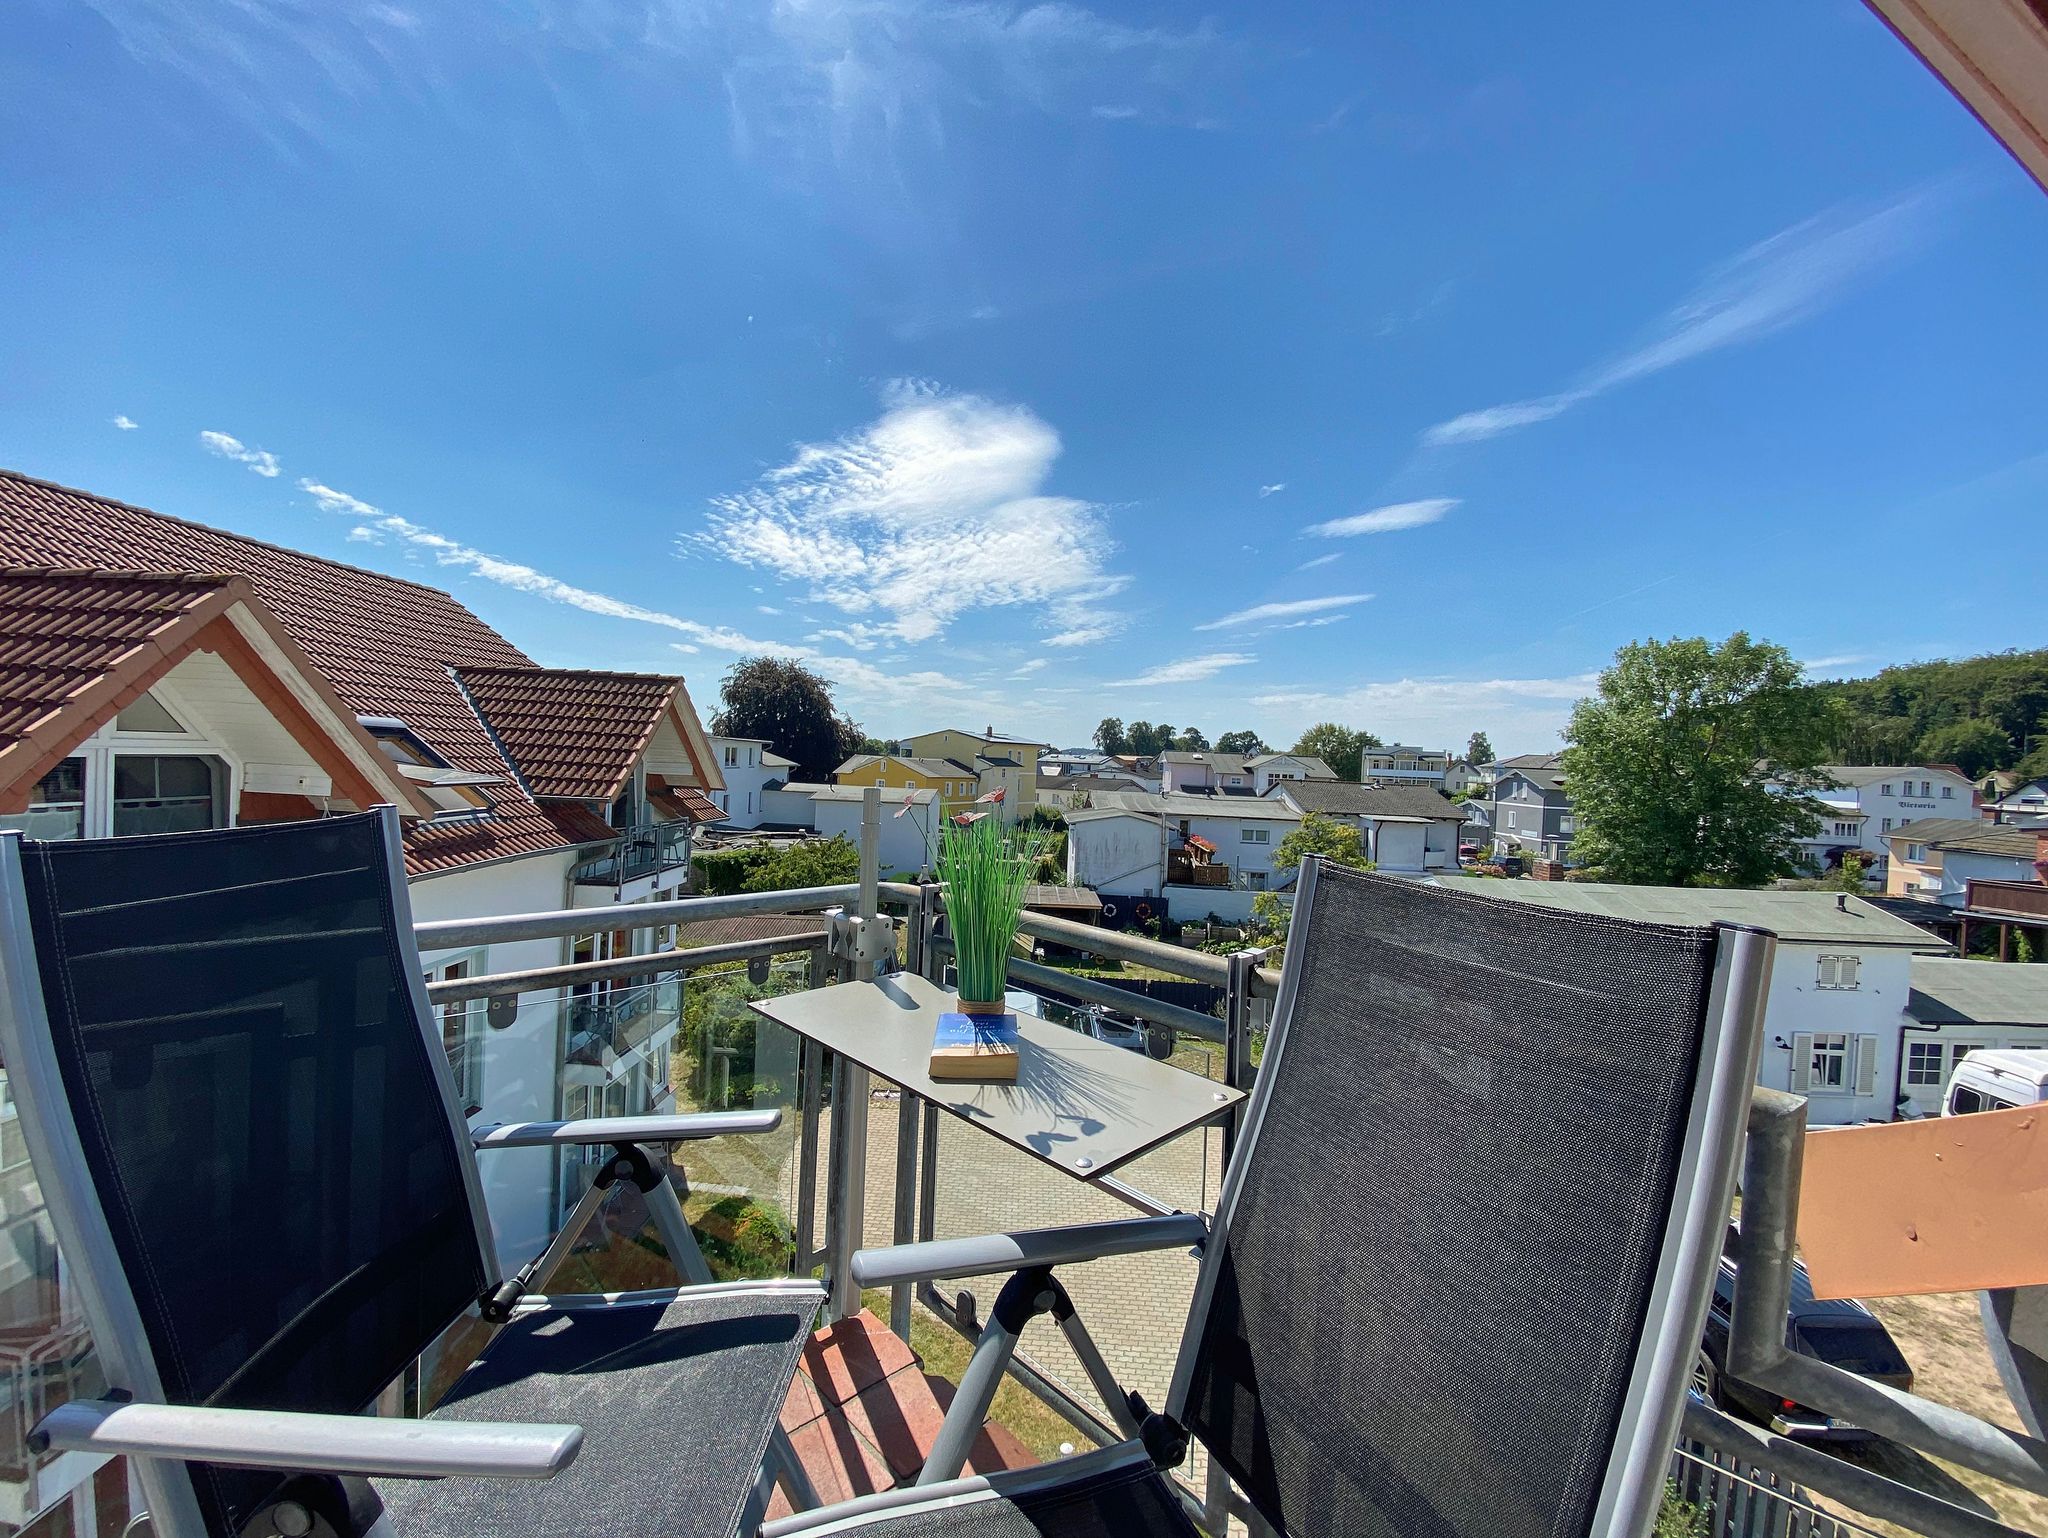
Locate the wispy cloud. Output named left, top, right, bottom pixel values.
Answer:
left=300, top=477, right=804, bottom=653
left=1258, top=482, right=1286, bottom=497
left=201, top=429, right=281, bottom=477
left=1109, top=652, right=1255, bottom=688
left=1305, top=498, right=1456, bottom=537
left=696, top=382, right=1128, bottom=647
left=1798, top=653, right=1869, bottom=674
left=1195, top=593, right=1372, bottom=631
left=112, top=414, right=139, bottom=431
left=1423, top=186, right=1952, bottom=447
left=1010, top=658, right=1048, bottom=678
left=1296, top=553, right=1341, bottom=572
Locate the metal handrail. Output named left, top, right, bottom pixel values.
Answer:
left=415, top=884, right=860, bottom=950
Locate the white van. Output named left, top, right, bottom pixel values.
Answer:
left=1942, top=1049, right=2048, bottom=1116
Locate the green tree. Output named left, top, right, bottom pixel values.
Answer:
left=1249, top=889, right=1290, bottom=945
left=1093, top=717, right=1128, bottom=755
left=1291, top=722, right=1381, bottom=781
left=1915, top=718, right=2011, bottom=780
left=1127, top=720, right=1178, bottom=756
left=856, top=734, right=894, bottom=756
left=1563, top=633, right=1833, bottom=887
left=1466, top=731, right=1494, bottom=765
left=1175, top=727, right=1211, bottom=752
left=1273, top=811, right=1372, bottom=873
left=1215, top=729, right=1267, bottom=755
left=1815, top=647, right=2048, bottom=770
left=739, top=834, right=862, bottom=893
left=712, top=657, right=864, bottom=782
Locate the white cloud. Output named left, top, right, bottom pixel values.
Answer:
left=300, top=476, right=807, bottom=653
left=1010, top=658, right=1048, bottom=678
left=1423, top=396, right=1583, bottom=447
left=201, top=429, right=280, bottom=477
left=1258, top=481, right=1286, bottom=497
left=1108, top=652, right=1255, bottom=688
left=697, top=384, right=1128, bottom=647
left=1251, top=674, right=1597, bottom=754
left=1305, top=498, right=1457, bottom=537
left=1296, top=553, right=1341, bottom=571
left=757, top=604, right=783, bottom=615
left=112, top=414, right=139, bottom=431
left=1798, top=654, right=1869, bottom=674
left=1195, top=593, right=1372, bottom=631
left=1423, top=186, right=1950, bottom=447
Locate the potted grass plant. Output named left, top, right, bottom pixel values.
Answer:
left=937, top=808, right=1051, bottom=1016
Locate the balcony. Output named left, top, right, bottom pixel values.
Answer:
left=1965, top=878, right=2048, bottom=921
left=3, top=848, right=2042, bottom=1538
left=571, top=818, right=691, bottom=889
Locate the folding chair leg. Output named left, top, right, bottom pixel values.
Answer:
left=639, top=1153, right=716, bottom=1287
left=770, top=1426, right=821, bottom=1510
left=918, top=1267, right=1057, bottom=1485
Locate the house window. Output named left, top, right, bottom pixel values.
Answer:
left=112, top=754, right=224, bottom=837
left=432, top=957, right=483, bottom=1116
left=1832, top=822, right=1857, bottom=838
left=1816, top=954, right=1860, bottom=990
left=1919, top=781, right=1931, bottom=797
left=0, top=758, right=87, bottom=840
left=1906, top=843, right=1927, bottom=862
left=1905, top=1041, right=1946, bottom=1086
left=723, top=744, right=738, bottom=766
left=1940, top=785, right=1953, bottom=799
left=115, top=690, right=186, bottom=734
left=1809, top=1034, right=1850, bottom=1090
left=1880, top=784, right=1893, bottom=797
left=1241, top=827, right=1269, bottom=844
left=1880, top=818, right=1892, bottom=833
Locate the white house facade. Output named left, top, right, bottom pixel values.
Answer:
left=1786, top=764, right=1979, bottom=874
left=708, top=734, right=793, bottom=829
left=1065, top=790, right=1302, bottom=922
left=1271, top=781, right=1464, bottom=876
left=1359, top=745, right=1451, bottom=786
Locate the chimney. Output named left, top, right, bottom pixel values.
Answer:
left=1836, top=894, right=1848, bottom=912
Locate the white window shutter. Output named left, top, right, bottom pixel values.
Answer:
left=1790, top=1034, right=1814, bottom=1094
left=1855, top=1036, right=1880, bottom=1097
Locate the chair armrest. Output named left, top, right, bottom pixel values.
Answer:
left=851, top=1214, right=1207, bottom=1289
left=31, top=1400, right=581, bottom=1480
left=472, top=1111, right=781, bottom=1150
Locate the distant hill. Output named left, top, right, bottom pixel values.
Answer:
left=1813, top=649, right=2048, bottom=780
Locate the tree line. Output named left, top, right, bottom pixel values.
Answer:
left=1094, top=718, right=1495, bottom=778
left=1812, top=649, right=2048, bottom=780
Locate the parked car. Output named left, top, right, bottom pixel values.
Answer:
left=1696, top=1230, right=1913, bottom=1440
left=1079, top=1006, right=1149, bottom=1055
left=1943, top=1048, right=2048, bottom=1116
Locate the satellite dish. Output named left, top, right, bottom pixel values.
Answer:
left=486, top=994, right=517, bottom=1030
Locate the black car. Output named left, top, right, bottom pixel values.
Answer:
left=1696, top=1233, right=1914, bottom=1440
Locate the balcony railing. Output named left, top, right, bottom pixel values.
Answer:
left=571, top=818, right=691, bottom=887
left=1965, top=878, right=2048, bottom=920
left=3, top=795, right=2040, bottom=1536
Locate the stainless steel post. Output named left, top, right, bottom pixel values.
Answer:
left=1222, top=949, right=1259, bottom=1165
left=891, top=1092, right=919, bottom=1342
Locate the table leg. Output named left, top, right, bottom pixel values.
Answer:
left=891, top=1089, right=920, bottom=1341
left=829, top=1058, right=870, bottom=1323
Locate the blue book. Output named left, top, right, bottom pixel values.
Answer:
left=930, top=1011, right=1021, bottom=1082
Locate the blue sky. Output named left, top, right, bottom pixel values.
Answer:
left=4, top=2, right=2045, bottom=755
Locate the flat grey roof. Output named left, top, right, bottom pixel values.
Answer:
left=1454, top=879, right=1946, bottom=948
left=1909, top=956, right=2048, bottom=1028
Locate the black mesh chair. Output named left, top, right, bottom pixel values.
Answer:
left=766, top=858, right=1774, bottom=1538
left=0, top=809, right=824, bottom=1538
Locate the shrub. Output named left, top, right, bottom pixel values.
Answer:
left=692, top=844, right=778, bottom=895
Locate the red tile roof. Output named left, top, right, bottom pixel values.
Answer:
left=542, top=800, right=625, bottom=846
left=0, top=469, right=644, bottom=875
left=455, top=665, right=679, bottom=803
left=651, top=781, right=725, bottom=824
left=0, top=567, right=230, bottom=756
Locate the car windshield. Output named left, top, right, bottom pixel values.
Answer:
left=1794, top=1320, right=1909, bottom=1378
left=1096, top=1019, right=1143, bottom=1044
